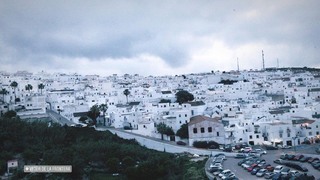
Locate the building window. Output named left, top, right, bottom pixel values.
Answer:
left=316, top=131, right=319, bottom=135
left=185, top=114, right=187, bottom=117
left=309, top=132, right=312, bottom=136
left=179, top=114, right=181, bottom=117
left=287, top=133, right=290, bottom=137
left=216, top=132, right=220, bottom=136
left=208, top=127, right=212, bottom=133
left=249, top=135, right=252, bottom=139
left=256, top=135, right=259, bottom=138
left=201, top=127, right=205, bottom=133
left=279, top=133, right=283, bottom=138
left=193, top=128, right=197, bottom=134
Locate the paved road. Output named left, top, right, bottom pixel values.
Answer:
left=46, top=110, right=75, bottom=126
left=97, top=127, right=216, bottom=156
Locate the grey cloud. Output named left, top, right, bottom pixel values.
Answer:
left=0, top=0, right=320, bottom=73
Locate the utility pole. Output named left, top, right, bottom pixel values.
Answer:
left=237, top=57, right=239, bottom=72
left=262, top=50, right=265, bottom=70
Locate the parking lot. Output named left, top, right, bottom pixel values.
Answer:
left=206, top=145, right=320, bottom=180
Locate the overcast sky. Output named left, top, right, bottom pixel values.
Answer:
left=0, top=0, right=319, bottom=76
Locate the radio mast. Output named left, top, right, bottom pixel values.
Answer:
left=262, top=50, right=265, bottom=70
left=237, top=57, right=239, bottom=72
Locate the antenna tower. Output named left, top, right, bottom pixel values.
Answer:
left=262, top=50, right=265, bottom=70
left=237, top=57, right=239, bottom=72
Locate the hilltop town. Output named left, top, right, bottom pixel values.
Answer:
left=1, top=67, right=320, bottom=149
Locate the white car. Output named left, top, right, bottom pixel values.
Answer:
left=274, top=165, right=283, bottom=173
left=221, top=173, right=235, bottom=180
left=218, top=169, right=231, bottom=178
left=255, top=148, right=267, bottom=154
left=241, top=147, right=252, bottom=152
left=210, top=163, right=222, bottom=168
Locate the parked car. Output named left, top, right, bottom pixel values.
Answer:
left=250, top=167, right=261, bottom=175
left=256, top=168, right=267, bottom=177
left=208, top=166, right=223, bottom=173
left=255, top=148, right=267, bottom=154
left=212, top=168, right=224, bottom=176
left=280, top=167, right=290, bottom=175
left=213, top=157, right=224, bottom=164
left=308, top=157, right=319, bottom=163
left=237, top=159, right=247, bottom=166
left=273, top=165, right=283, bottom=173
left=247, top=164, right=258, bottom=172
left=299, top=156, right=312, bottom=162
left=213, top=153, right=226, bottom=157
left=264, top=172, right=275, bottom=179
left=235, top=153, right=246, bottom=159
left=280, top=154, right=287, bottom=160
left=240, top=147, right=252, bottom=153
left=286, top=154, right=295, bottom=160
left=274, top=159, right=283, bottom=164
left=293, top=154, right=304, bottom=161
left=272, top=172, right=282, bottom=180
left=264, top=145, right=278, bottom=150
left=266, top=165, right=275, bottom=172
left=289, top=170, right=301, bottom=177
left=218, top=169, right=232, bottom=178
left=176, top=141, right=186, bottom=145
left=210, top=163, right=223, bottom=168
left=221, top=173, right=235, bottom=180
left=281, top=145, right=292, bottom=149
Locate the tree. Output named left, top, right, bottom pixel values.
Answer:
left=10, top=81, right=18, bottom=104
left=0, top=88, right=8, bottom=101
left=87, top=104, right=100, bottom=125
left=38, top=83, right=45, bottom=94
left=175, top=90, right=194, bottom=104
left=99, top=104, right=108, bottom=126
left=79, top=116, right=88, bottom=123
left=106, top=157, right=120, bottom=173
left=123, top=89, right=130, bottom=104
left=4, top=110, right=17, bottom=118
left=156, top=122, right=175, bottom=140
left=25, top=84, right=33, bottom=93
left=176, top=123, right=189, bottom=139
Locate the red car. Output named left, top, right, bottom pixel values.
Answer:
left=247, top=164, right=258, bottom=172
left=293, top=154, right=304, bottom=161
left=308, top=157, right=319, bottom=163
left=266, top=165, right=275, bottom=172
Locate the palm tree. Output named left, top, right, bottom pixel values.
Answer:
left=10, top=81, right=18, bottom=104
left=123, top=89, right=130, bottom=104
left=25, top=84, right=33, bottom=94
left=0, top=88, right=8, bottom=102
left=38, top=83, right=45, bottom=94
left=99, top=104, right=108, bottom=126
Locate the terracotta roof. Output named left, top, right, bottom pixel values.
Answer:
left=188, top=115, right=221, bottom=126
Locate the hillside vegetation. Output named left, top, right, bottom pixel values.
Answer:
left=0, top=113, right=206, bottom=179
